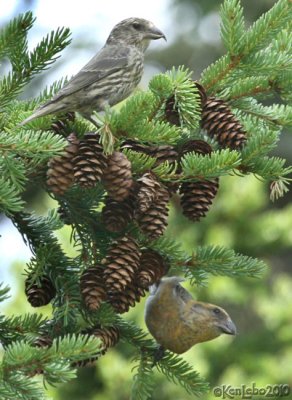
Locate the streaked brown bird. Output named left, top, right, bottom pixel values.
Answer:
left=145, top=277, right=237, bottom=354
left=20, top=18, right=166, bottom=127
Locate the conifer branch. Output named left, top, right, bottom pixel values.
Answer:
left=201, top=0, right=291, bottom=93
left=156, top=351, right=209, bottom=396
left=0, top=283, right=10, bottom=303
left=131, top=353, right=155, bottom=400
left=0, top=178, right=25, bottom=214
left=0, top=313, right=48, bottom=346
left=0, top=26, right=71, bottom=107
left=122, top=149, right=156, bottom=174
left=1, top=335, right=101, bottom=384
left=0, top=2, right=291, bottom=398
left=181, top=245, right=267, bottom=285
left=0, top=12, right=34, bottom=61
left=220, top=0, right=245, bottom=56
left=181, top=149, right=241, bottom=179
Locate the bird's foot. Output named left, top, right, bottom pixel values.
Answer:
left=86, top=114, right=103, bottom=129
left=152, top=345, right=165, bottom=367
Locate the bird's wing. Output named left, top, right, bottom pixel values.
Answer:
left=49, top=45, right=131, bottom=102
left=175, top=283, right=193, bottom=304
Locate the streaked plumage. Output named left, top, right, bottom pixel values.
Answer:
left=20, top=18, right=165, bottom=126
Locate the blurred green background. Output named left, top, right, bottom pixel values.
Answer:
left=1, top=0, right=291, bottom=399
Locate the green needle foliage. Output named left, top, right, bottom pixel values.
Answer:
left=0, top=1, right=291, bottom=398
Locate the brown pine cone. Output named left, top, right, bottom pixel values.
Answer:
left=46, top=133, right=79, bottom=195
left=137, top=184, right=170, bottom=240
left=25, top=275, right=56, bottom=307
left=136, top=249, right=170, bottom=288
left=102, top=152, right=133, bottom=201
left=51, top=112, right=75, bottom=135
left=109, top=281, right=146, bottom=314
left=178, top=139, right=213, bottom=174
left=34, top=335, right=53, bottom=348
left=136, top=172, right=161, bottom=213
left=165, top=95, right=180, bottom=126
left=101, top=193, right=136, bottom=233
left=103, top=235, right=141, bottom=293
left=194, top=81, right=207, bottom=106
left=179, top=139, right=213, bottom=158
left=57, top=204, right=72, bottom=225
left=149, top=145, right=178, bottom=167
left=73, top=132, right=107, bottom=188
left=179, top=138, right=219, bottom=221
left=150, top=145, right=179, bottom=194
left=74, top=325, right=120, bottom=367
left=73, top=356, right=99, bottom=368
left=201, top=97, right=247, bottom=149
left=90, top=325, right=120, bottom=353
left=180, top=178, right=219, bottom=221
left=80, top=265, right=107, bottom=311
left=120, top=139, right=152, bottom=154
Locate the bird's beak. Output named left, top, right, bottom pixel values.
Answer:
left=219, top=318, right=237, bottom=335
left=147, top=27, right=166, bottom=41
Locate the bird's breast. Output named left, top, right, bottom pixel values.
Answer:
left=103, top=60, right=144, bottom=107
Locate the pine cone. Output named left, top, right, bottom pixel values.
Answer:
left=194, top=81, right=207, bottom=106
left=136, top=249, right=169, bottom=288
left=150, top=145, right=179, bottom=194
left=179, top=138, right=219, bottom=221
left=149, top=145, right=178, bottom=167
left=80, top=265, right=107, bottom=311
left=102, top=152, right=133, bottom=201
left=73, top=132, right=107, bottom=187
left=57, top=203, right=72, bottom=225
left=165, top=95, right=180, bottom=126
left=180, top=179, right=219, bottom=221
left=91, top=325, right=120, bottom=353
left=120, top=139, right=152, bottom=154
left=201, top=97, right=247, bottom=149
left=51, top=112, right=75, bottom=135
left=73, top=356, right=99, bottom=368
left=179, top=139, right=213, bottom=158
left=75, top=325, right=120, bottom=367
left=109, top=281, right=146, bottom=314
left=178, top=139, right=213, bottom=174
left=136, top=172, right=161, bottom=213
left=101, top=193, right=136, bottom=233
left=103, top=235, right=141, bottom=293
left=137, top=184, right=170, bottom=240
left=46, top=133, right=79, bottom=195
left=34, top=335, right=53, bottom=348
left=25, top=275, right=56, bottom=307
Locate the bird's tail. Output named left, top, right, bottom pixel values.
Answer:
left=19, top=102, right=64, bottom=126
left=19, top=113, right=39, bottom=126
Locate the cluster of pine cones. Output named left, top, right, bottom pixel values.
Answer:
left=46, top=83, right=246, bottom=233
left=80, top=237, right=169, bottom=313
left=26, top=82, right=247, bottom=323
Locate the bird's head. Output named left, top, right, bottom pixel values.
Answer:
left=106, top=18, right=166, bottom=51
left=188, top=301, right=237, bottom=342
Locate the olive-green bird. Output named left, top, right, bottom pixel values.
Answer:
left=145, top=277, right=237, bottom=354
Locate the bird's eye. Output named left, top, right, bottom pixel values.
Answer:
left=132, top=22, right=143, bottom=31
left=213, top=308, right=221, bottom=315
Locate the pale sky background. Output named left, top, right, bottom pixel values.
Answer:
left=0, top=0, right=174, bottom=85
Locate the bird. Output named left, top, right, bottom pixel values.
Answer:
left=145, top=276, right=237, bottom=354
left=20, top=18, right=166, bottom=127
